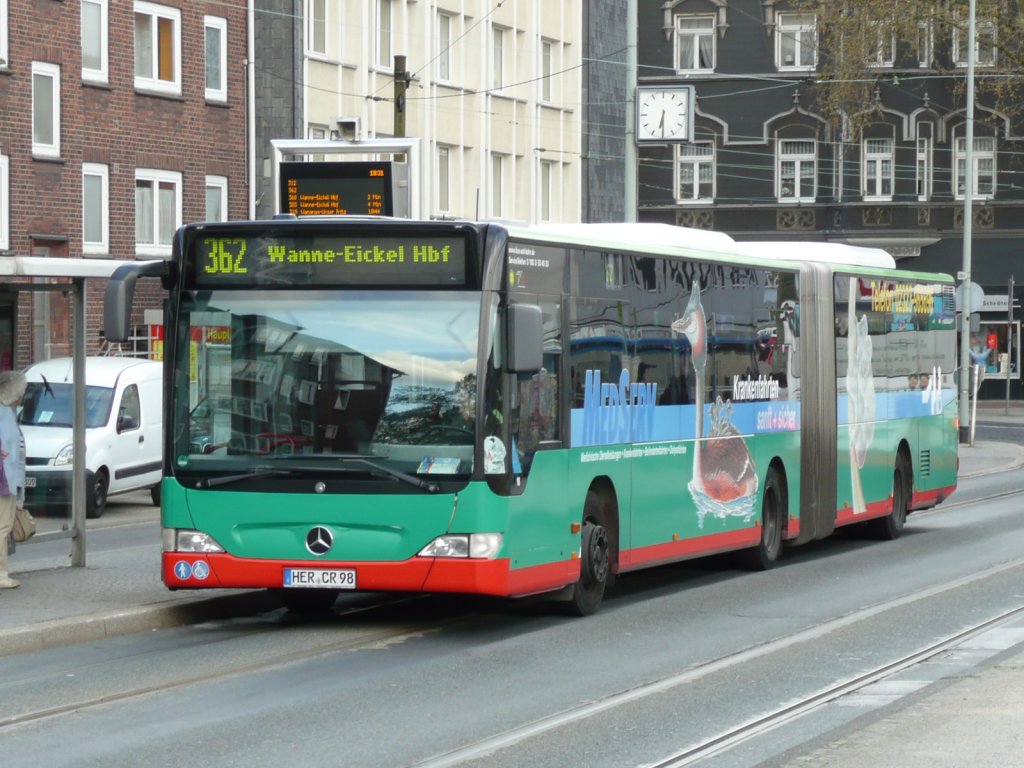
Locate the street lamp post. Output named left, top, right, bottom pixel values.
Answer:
left=958, top=0, right=977, bottom=443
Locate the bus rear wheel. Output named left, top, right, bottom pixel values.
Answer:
left=562, top=491, right=610, bottom=616
left=738, top=467, right=784, bottom=571
left=867, top=452, right=910, bottom=541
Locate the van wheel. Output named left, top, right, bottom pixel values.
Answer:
left=86, top=470, right=109, bottom=519
left=150, top=484, right=161, bottom=507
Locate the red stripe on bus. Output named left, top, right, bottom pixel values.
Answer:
left=619, top=527, right=761, bottom=571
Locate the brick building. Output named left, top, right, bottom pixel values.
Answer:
left=0, top=0, right=249, bottom=369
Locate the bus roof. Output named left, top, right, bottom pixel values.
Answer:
left=503, top=222, right=738, bottom=255
left=733, top=241, right=896, bottom=269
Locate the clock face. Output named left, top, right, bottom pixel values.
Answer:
left=637, top=88, right=691, bottom=142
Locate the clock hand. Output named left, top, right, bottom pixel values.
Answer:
left=658, top=109, right=665, bottom=137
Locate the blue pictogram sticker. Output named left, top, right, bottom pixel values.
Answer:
left=191, top=561, right=210, bottom=581
left=174, top=560, right=192, bottom=580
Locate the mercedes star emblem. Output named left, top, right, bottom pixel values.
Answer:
left=306, top=526, right=333, bottom=556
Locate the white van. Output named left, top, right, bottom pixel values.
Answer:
left=20, top=356, right=163, bottom=518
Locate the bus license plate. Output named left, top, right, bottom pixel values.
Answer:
left=24, top=477, right=36, bottom=488
left=283, top=568, right=356, bottom=589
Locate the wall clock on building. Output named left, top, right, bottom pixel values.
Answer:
left=636, top=85, right=695, bottom=143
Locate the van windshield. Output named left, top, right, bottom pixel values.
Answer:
left=20, top=382, right=115, bottom=428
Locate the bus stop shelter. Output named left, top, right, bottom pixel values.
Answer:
left=0, top=256, right=149, bottom=567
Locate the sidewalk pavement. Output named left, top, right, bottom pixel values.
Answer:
left=1, top=407, right=1023, bottom=766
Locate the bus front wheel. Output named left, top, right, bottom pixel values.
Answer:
left=562, top=490, right=610, bottom=616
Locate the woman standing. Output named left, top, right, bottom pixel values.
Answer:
left=0, top=370, right=27, bottom=589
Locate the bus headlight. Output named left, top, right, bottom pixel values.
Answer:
left=418, top=533, right=503, bottom=559
left=163, top=528, right=225, bottom=554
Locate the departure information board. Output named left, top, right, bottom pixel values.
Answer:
left=185, top=228, right=470, bottom=288
left=279, top=161, right=394, bottom=217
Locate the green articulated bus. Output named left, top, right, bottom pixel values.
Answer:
left=104, top=218, right=959, bottom=615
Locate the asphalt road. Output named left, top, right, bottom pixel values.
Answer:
left=3, top=467, right=1023, bottom=768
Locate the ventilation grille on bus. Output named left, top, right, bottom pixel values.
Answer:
left=918, top=449, right=931, bottom=478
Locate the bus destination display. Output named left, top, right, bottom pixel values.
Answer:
left=279, top=161, right=394, bottom=217
left=188, top=231, right=468, bottom=288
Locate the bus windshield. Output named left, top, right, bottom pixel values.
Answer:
left=174, top=289, right=482, bottom=479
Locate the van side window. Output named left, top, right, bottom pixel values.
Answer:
left=117, top=384, right=141, bottom=433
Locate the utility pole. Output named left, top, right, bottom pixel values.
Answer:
left=958, top=0, right=977, bottom=443
left=394, top=55, right=410, bottom=139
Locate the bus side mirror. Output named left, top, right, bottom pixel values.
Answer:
left=103, top=261, right=170, bottom=342
left=508, top=303, right=543, bottom=373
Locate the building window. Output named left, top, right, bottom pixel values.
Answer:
left=204, top=16, right=227, bottom=102
left=675, top=15, right=715, bottom=72
left=437, top=13, right=451, bottom=81
left=490, top=153, right=503, bottom=217
left=777, top=139, right=815, bottom=202
left=135, top=169, right=182, bottom=256
left=82, top=163, right=109, bottom=254
left=916, top=123, right=933, bottom=201
left=956, top=136, right=996, bottom=200
left=0, top=0, right=7, bottom=68
left=916, top=22, right=933, bottom=68
left=205, top=175, right=228, bottom=222
left=541, top=40, right=552, bottom=102
left=307, top=124, right=328, bottom=162
left=81, top=0, right=108, bottom=83
left=863, top=137, right=894, bottom=200
left=676, top=142, right=714, bottom=202
left=437, top=146, right=450, bottom=214
left=307, top=0, right=326, bottom=56
left=539, top=160, right=553, bottom=221
left=376, top=0, right=391, bottom=68
left=869, top=21, right=894, bottom=68
left=134, top=1, right=181, bottom=95
left=32, top=61, right=60, bottom=159
left=492, top=26, right=505, bottom=91
left=955, top=19, right=996, bottom=67
left=0, top=153, right=8, bottom=251
left=776, top=13, right=816, bottom=70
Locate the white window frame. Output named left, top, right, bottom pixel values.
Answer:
left=492, top=26, right=505, bottom=91
left=675, top=142, right=715, bottom=203
left=862, top=137, right=894, bottom=201
left=376, top=0, right=392, bottom=69
left=134, top=1, right=182, bottom=96
left=204, top=15, right=227, bottom=103
left=916, top=123, right=933, bottom=201
left=0, top=153, right=8, bottom=251
left=82, top=163, right=109, bottom=254
left=868, top=21, right=895, bottom=68
left=490, top=153, right=504, bottom=217
left=539, top=160, right=553, bottom=222
left=777, top=138, right=816, bottom=203
left=916, top=22, right=933, bottom=68
left=81, top=0, right=109, bottom=84
left=674, top=14, right=715, bottom=73
left=205, top=175, right=228, bottom=222
left=776, top=13, right=816, bottom=71
left=437, top=12, right=452, bottom=82
left=32, top=61, right=61, bottom=159
left=307, top=0, right=326, bottom=56
left=955, top=18, right=996, bottom=67
left=955, top=136, right=996, bottom=201
left=540, top=39, right=553, bottom=102
left=0, top=0, right=7, bottom=68
left=135, top=168, right=182, bottom=257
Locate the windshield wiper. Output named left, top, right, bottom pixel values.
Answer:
left=198, top=468, right=295, bottom=489
left=340, top=457, right=440, bottom=493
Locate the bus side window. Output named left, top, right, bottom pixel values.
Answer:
left=510, top=297, right=561, bottom=474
